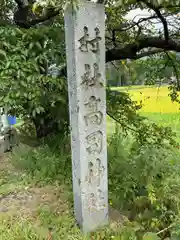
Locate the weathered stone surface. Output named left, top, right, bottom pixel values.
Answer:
left=64, top=1, right=108, bottom=232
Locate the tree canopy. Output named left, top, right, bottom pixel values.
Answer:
left=6, top=0, right=180, bottom=59
left=8, top=0, right=180, bottom=86
left=0, top=0, right=179, bottom=139
left=1, top=0, right=180, bottom=80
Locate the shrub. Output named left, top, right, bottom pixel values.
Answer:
left=108, top=125, right=180, bottom=238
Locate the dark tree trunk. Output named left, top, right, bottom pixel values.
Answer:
left=32, top=116, right=59, bottom=139
left=31, top=110, right=69, bottom=139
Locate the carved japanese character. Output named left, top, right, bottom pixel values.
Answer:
left=96, top=158, right=105, bottom=187
left=81, top=64, right=91, bottom=86
left=84, top=96, right=103, bottom=126
left=87, top=192, right=104, bottom=212
left=86, top=131, right=103, bottom=155
left=78, top=27, right=101, bottom=53
left=87, top=158, right=105, bottom=187
left=97, top=189, right=105, bottom=208
left=81, top=63, right=103, bottom=88
left=78, top=26, right=89, bottom=52
left=84, top=112, right=103, bottom=126
left=88, top=162, right=94, bottom=184
left=87, top=189, right=105, bottom=211
left=85, top=96, right=100, bottom=112
left=88, top=193, right=97, bottom=210
left=91, top=63, right=103, bottom=86
left=97, top=189, right=104, bottom=201
left=89, top=27, right=101, bottom=53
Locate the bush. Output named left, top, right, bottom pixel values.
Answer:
left=108, top=125, right=180, bottom=238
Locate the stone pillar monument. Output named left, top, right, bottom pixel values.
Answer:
left=64, top=1, right=108, bottom=232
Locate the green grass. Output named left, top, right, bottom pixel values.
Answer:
left=0, top=140, right=126, bottom=239
left=141, top=112, right=180, bottom=141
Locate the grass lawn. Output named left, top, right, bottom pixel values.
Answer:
left=0, top=141, right=127, bottom=239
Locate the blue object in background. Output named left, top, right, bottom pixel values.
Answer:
left=8, top=116, right=16, bottom=125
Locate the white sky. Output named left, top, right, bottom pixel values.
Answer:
left=126, top=8, right=151, bottom=20
left=125, top=8, right=162, bottom=29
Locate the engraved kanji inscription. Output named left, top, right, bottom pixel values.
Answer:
left=86, top=131, right=103, bottom=155
left=89, top=27, right=101, bottom=53
left=96, top=158, right=105, bottom=187
left=87, top=192, right=104, bottom=212
left=93, top=63, right=103, bottom=85
left=88, top=162, right=94, bottom=184
left=84, top=96, right=103, bottom=126
left=87, top=193, right=97, bottom=211
left=97, top=189, right=105, bottom=207
left=78, top=27, right=101, bottom=53
left=81, top=63, right=103, bottom=88
left=87, top=158, right=105, bottom=187
left=78, top=26, right=89, bottom=52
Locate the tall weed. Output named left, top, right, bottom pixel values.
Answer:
left=12, top=135, right=72, bottom=185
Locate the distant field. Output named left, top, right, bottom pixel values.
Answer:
left=113, top=85, right=179, bottom=113
left=108, top=86, right=180, bottom=141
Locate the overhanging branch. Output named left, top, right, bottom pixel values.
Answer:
left=113, top=15, right=158, bottom=33
left=13, top=0, right=60, bottom=28
left=138, top=0, right=169, bottom=41
left=106, top=37, right=180, bottom=62
left=136, top=49, right=164, bottom=59
left=29, top=9, right=60, bottom=26
left=60, top=37, right=179, bottom=79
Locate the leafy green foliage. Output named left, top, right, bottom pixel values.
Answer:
left=143, top=232, right=160, bottom=240
left=0, top=22, right=176, bottom=144
left=0, top=0, right=179, bottom=139
left=108, top=126, right=180, bottom=238
left=0, top=25, right=69, bottom=137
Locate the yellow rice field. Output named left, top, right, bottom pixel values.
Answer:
left=108, top=86, right=180, bottom=141
left=115, top=86, right=180, bottom=113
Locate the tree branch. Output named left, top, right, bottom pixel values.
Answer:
left=13, top=0, right=60, bottom=28
left=138, top=0, right=169, bottom=41
left=106, top=37, right=180, bottom=62
left=136, top=49, right=164, bottom=59
left=59, top=38, right=179, bottom=80
left=107, top=111, right=136, bottom=133
left=29, top=9, right=60, bottom=26
left=112, top=15, right=157, bottom=33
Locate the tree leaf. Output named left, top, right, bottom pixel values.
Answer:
left=0, top=49, right=6, bottom=58
left=143, top=232, right=160, bottom=240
